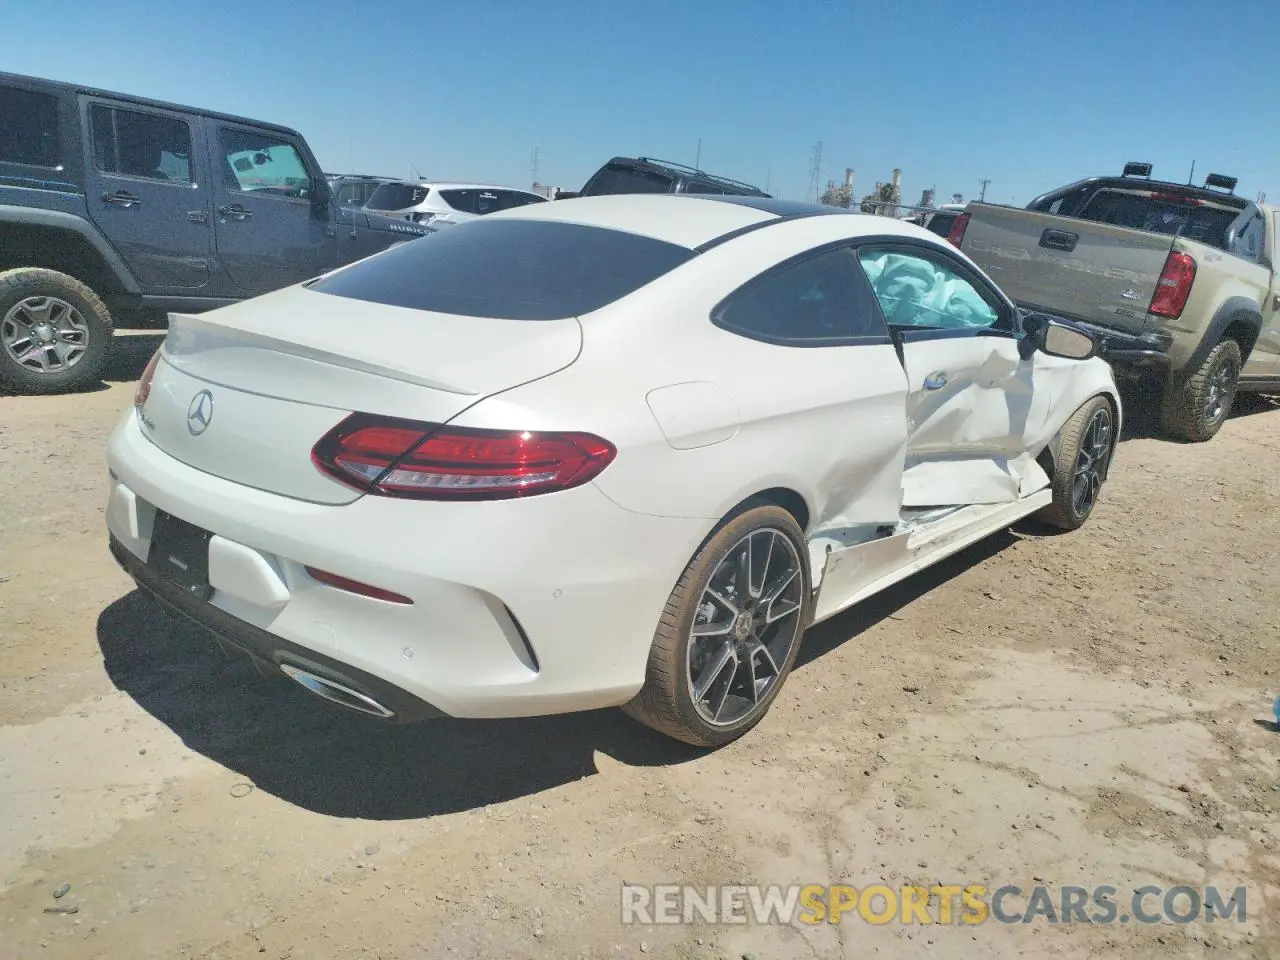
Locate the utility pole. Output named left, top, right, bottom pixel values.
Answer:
left=531, top=147, right=541, bottom=188
left=807, top=141, right=824, bottom=203
left=695, top=138, right=702, bottom=171
left=765, top=168, right=771, bottom=194
left=979, top=178, right=991, bottom=202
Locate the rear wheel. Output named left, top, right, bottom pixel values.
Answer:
left=1038, top=395, right=1115, bottom=531
left=1160, top=338, right=1242, bottom=442
left=0, top=268, right=114, bottom=395
left=623, top=505, right=809, bottom=747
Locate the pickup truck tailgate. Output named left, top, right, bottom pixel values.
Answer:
left=959, top=204, right=1175, bottom=335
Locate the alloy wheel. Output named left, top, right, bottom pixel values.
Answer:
left=686, top=528, right=805, bottom=727
left=1, top=296, right=90, bottom=374
left=1204, top=356, right=1238, bottom=425
left=1071, top=407, right=1113, bottom=518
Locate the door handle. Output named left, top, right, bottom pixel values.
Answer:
left=923, top=371, right=949, bottom=390
left=218, top=204, right=253, bottom=221
left=187, top=210, right=208, bottom=224
left=1039, top=228, right=1078, bottom=253
left=102, top=190, right=142, bottom=208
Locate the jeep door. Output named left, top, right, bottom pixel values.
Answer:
left=205, top=121, right=334, bottom=294
left=80, top=98, right=214, bottom=292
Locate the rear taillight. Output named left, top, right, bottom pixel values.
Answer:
left=311, top=413, right=616, bottom=501
left=134, top=347, right=162, bottom=409
left=1149, top=251, right=1197, bottom=319
left=304, top=566, right=413, bottom=604
left=946, top=213, right=970, bottom=247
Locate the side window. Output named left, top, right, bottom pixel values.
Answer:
left=218, top=128, right=311, bottom=199
left=90, top=105, right=192, bottom=183
left=336, top=183, right=362, bottom=207
left=0, top=86, right=62, bottom=167
left=1233, top=213, right=1265, bottom=263
left=439, top=189, right=476, bottom=213
left=857, top=247, right=1005, bottom=331
left=714, top=246, right=889, bottom=345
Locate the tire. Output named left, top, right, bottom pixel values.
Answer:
left=1037, top=395, right=1115, bottom=531
left=1159, top=338, right=1242, bottom=442
left=622, top=504, right=810, bottom=748
left=0, top=268, right=114, bottom=395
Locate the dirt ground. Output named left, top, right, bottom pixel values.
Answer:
left=2, top=332, right=1278, bottom=960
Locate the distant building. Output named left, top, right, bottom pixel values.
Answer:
left=531, top=182, right=561, bottom=200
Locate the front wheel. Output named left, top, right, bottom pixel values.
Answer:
left=1038, top=395, right=1115, bottom=531
left=623, top=505, right=810, bottom=747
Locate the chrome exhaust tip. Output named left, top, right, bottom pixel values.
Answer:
left=280, top=664, right=396, bottom=719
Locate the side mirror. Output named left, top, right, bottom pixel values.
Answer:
left=1022, top=313, right=1098, bottom=361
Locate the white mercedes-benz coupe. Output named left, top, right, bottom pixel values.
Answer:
left=107, top=194, right=1120, bottom=747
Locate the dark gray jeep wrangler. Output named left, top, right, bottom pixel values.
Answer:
left=0, top=72, right=428, bottom=394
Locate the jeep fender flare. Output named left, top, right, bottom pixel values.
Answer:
left=0, top=205, right=141, bottom=294
left=1186, top=296, right=1262, bottom=372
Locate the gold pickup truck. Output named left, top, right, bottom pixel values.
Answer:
left=950, top=164, right=1279, bottom=441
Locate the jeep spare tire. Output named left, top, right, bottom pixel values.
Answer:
left=0, top=268, right=114, bottom=395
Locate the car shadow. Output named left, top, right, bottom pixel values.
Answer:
left=1115, top=383, right=1279, bottom=442
left=796, top=529, right=1016, bottom=668
left=97, top=591, right=700, bottom=820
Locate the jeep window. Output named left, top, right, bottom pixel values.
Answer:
left=218, top=129, right=312, bottom=199
left=0, top=85, right=61, bottom=168
left=90, top=105, right=192, bottom=183
left=335, top=182, right=364, bottom=206
left=365, top=182, right=429, bottom=211
left=308, top=219, right=694, bottom=320
left=1075, top=189, right=1241, bottom=250
left=584, top=162, right=675, bottom=195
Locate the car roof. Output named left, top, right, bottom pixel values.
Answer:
left=0, top=71, right=302, bottom=138
left=491, top=193, right=934, bottom=249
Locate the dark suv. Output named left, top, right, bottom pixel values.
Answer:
left=0, top=73, right=426, bottom=394
left=558, top=157, right=770, bottom=200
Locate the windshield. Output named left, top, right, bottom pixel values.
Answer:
left=308, top=218, right=694, bottom=319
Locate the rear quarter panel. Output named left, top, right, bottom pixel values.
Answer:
left=1165, top=237, right=1270, bottom=371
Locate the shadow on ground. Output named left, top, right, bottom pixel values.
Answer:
left=99, top=524, right=1022, bottom=819
left=97, top=591, right=699, bottom=820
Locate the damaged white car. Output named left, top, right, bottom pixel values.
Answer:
left=107, top=194, right=1120, bottom=748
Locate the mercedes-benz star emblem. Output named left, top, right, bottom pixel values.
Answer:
left=186, top=390, right=214, bottom=436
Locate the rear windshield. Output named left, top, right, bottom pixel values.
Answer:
left=438, top=188, right=548, bottom=215
left=583, top=162, right=675, bottom=196
left=365, top=182, right=429, bottom=211
left=308, top=219, right=695, bottom=320
left=1076, top=190, right=1241, bottom=249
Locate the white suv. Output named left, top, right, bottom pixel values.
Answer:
left=363, top=180, right=548, bottom=228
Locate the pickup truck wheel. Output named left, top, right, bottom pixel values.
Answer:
left=1038, top=395, right=1115, bottom=531
left=0, top=268, right=114, bottom=395
left=1160, top=338, right=1242, bottom=443
left=622, top=505, right=809, bottom=747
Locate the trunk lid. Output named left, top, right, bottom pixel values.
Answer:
left=959, top=203, right=1176, bottom=334
left=138, top=285, right=582, bottom=505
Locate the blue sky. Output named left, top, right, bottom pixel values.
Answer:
left=4, top=0, right=1277, bottom=205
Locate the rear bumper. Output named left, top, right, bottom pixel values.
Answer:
left=110, top=535, right=443, bottom=722
left=1072, top=322, right=1173, bottom=366
left=105, top=408, right=710, bottom=722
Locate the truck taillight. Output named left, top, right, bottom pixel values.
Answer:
left=134, top=347, right=162, bottom=409
left=310, top=413, right=616, bottom=501
left=946, top=213, right=970, bottom=247
left=1149, top=251, right=1197, bottom=319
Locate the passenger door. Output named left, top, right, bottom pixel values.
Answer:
left=856, top=243, right=1054, bottom=507
left=81, top=99, right=213, bottom=291
left=206, top=122, right=334, bottom=294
